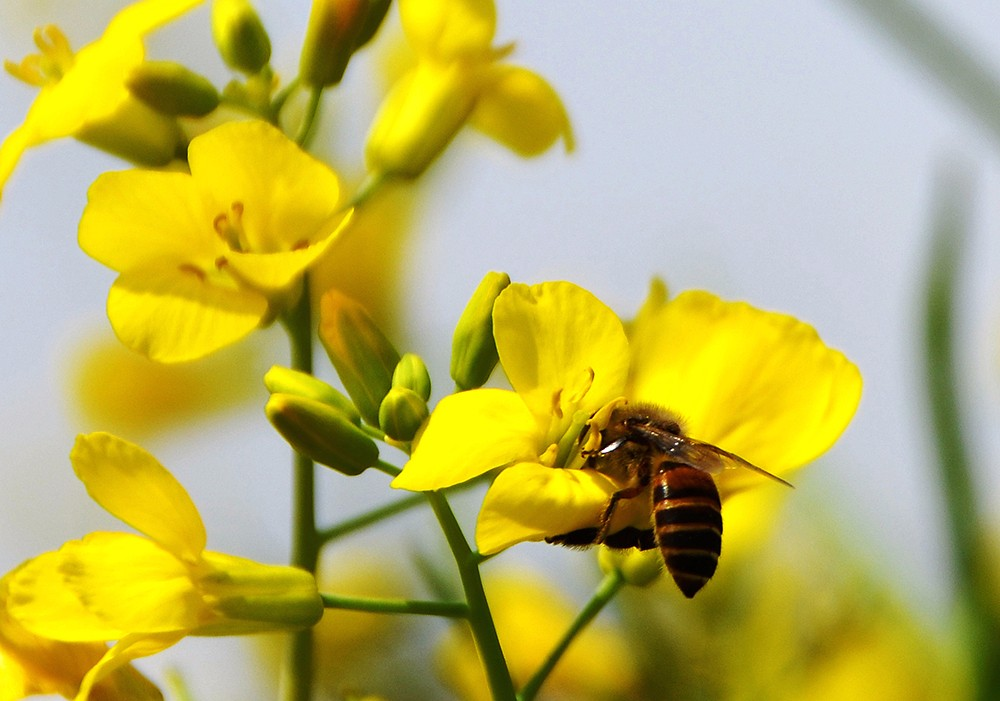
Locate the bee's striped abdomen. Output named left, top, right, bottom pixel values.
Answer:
left=652, top=465, right=723, bottom=598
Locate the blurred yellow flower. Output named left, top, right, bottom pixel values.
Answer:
left=78, top=120, right=353, bottom=362
left=393, top=280, right=862, bottom=563
left=66, top=330, right=266, bottom=437
left=437, top=570, right=637, bottom=701
left=365, top=0, right=573, bottom=178
left=0, top=0, right=204, bottom=201
left=5, top=433, right=322, bottom=701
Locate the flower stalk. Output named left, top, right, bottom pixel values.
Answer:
left=516, top=568, right=626, bottom=701
left=281, top=279, right=320, bottom=701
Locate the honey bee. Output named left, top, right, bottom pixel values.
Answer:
left=547, top=402, right=792, bottom=598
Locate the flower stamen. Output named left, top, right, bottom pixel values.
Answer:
left=213, top=201, right=248, bottom=252
left=4, top=26, right=75, bottom=86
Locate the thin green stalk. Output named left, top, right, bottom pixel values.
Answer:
left=517, top=569, right=625, bottom=701
left=318, top=491, right=426, bottom=544
left=282, top=281, right=319, bottom=701
left=922, top=170, right=1000, bottom=699
left=295, top=86, right=325, bottom=147
left=426, top=491, right=516, bottom=701
left=321, top=592, right=469, bottom=618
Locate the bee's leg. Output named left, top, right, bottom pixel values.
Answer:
left=595, top=479, right=648, bottom=543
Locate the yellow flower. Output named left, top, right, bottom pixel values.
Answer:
left=78, top=119, right=353, bottom=362
left=0, top=0, right=205, bottom=201
left=65, top=329, right=266, bottom=438
left=392, top=280, right=862, bottom=557
left=437, top=570, right=638, bottom=701
left=0, top=566, right=162, bottom=701
left=5, top=433, right=322, bottom=701
left=365, top=0, right=573, bottom=178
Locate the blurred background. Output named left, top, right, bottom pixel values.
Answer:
left=2, top=1, right=999, bottom=698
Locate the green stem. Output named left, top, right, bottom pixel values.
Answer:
left=317, top=491, right=426, bottom=545
left=517, top=569, right=625, bottom=701
left=282, top=281, right=319, bottom=701
left=922, top=170, right=1000, bottom=699
left=426, top=491, right=516, bottom=701
left=321, top=592, right=469, bottom=618
left=295, top=86, right=325, bottom=147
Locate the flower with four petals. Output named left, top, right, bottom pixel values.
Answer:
left=393, top=280, right=863, bottom=556
left=78, top=119, right=353, bottom=362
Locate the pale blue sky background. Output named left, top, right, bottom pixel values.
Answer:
left=3, top=1, right=1000, bottom=696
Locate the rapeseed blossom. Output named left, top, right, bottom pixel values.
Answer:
left=393, top=280, right=862, bottom=556
left=4, top=433, right=321, bottom=700
left=0, top=0, right=204, bottom=200
left=78, top=120, right=352, bottom=362
left=365, top=0, right=573, bottom=178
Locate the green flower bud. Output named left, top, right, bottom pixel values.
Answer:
left=265, top=393, right=379, bottom=476
left=75, top=96, right=184, bottom=167
left=597, top=546, right=663, bottom=587
left=450, top=271, right=511, bottom=390
left=299, top=0, right=369, bottom=87
left=127, top=61, right=220, bottom=117
left=353, top=0, right=391, bottom=50
left=212, top=0, right=272, bottom=75
left=392, top=353, right=431, bottom=402
left=263, top=365, right=360, bottom=425
left=378, top=387, right=429, bottom=442
left=319, top=289, right=401, bottom=427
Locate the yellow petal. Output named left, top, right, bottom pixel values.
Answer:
left=470, top=65, right=574, bottom=156
left=475, top=463, right=618, bottom=554
left=223, top=210, right=353, bottom=292
left=70, top=433, right=206, bottom=561
left=78, top=170, right=213, bottom=272
left=187, top=120, right=343, bottom=254
left=107, top=264, right=268, bottom=363
left=75, top=631, right=183, bottom=701
left=628, top=290, right=862, bottom=485
left=103, top=0, right=206, bottom=41
left=0, top=0, right=204, bottom=200
left=399, top=0, right=495, bottom=60
left=493, top=281, right=629, bottom=434
left=5, top=551, right=119, bottom=642
left=392, top=389, right=540, bottom=491
left=59, top=533, right=201, bottom=635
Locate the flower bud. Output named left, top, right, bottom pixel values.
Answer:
left=450, top=271, right=510, bottom=390
left=598, top=546, right=663, bottom=587
left=127, top=61, right=220, bottom=117
left=353, top=0, right=391, bottom=50
left=197, top=552, right=323, bottom=634
left=365, top=61, right=481, bottom=178
left=266, top=393, right=378, bottom=475
left=212, top=0, right=272, bottom=75
left=379, top=387, right=429, bottom=442
left=299, top=0, right=370, bottom=87
left=76, top=96, right=183, bottom=167
left=319, top=289, right=401, bottom=426
left=392, top=353, right=431, bottom=402
left=264, top=365, right=360, bottom=425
